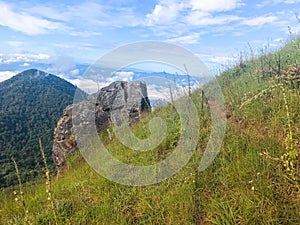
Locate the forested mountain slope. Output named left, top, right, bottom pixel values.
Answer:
left=0, top=69, right=87, bottom=187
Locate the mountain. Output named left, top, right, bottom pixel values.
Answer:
left=0, top=69, right=87, bottom=187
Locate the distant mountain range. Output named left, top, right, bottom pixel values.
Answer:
left=0, top=62, right=212, bottom=94
left=0, top=69, right=87, bottom=187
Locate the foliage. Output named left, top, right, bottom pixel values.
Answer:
left=0, top=69, right=87, bottom=187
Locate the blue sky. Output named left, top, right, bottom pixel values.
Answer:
left=0, top=0, right=300, bottom=83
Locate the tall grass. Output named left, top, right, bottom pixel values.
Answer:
left=11, top=157, right=31, bottom=224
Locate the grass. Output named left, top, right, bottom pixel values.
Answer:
left=0, top=37, right=300, bottom=224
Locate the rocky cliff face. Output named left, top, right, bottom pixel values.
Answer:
left=52, top=81, right=151, bottom=169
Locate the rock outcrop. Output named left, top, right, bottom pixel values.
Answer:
left=52, top=81, right=151, bottom=168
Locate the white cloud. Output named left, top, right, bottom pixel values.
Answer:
left=70, top=69, right=80, bottom=76
left=190, top=0, right=244, bottom=12
left=64, top=78, right=100, bottom=94
left=147, top=84, right=171, bottom=100
left=274, top=0, right=300, bottom=4
left=65, top=2, right=140, bottom=28
left=145, top=2, right=184, bottom=25
left=143, top=0, right=246, bottom=38
left=69, top=31, right=102, bottom=37
left=186, top=11, right=210, bottom=25
left=146, top=81, right=201, bottom=102
left=0, top=53, right=50, bottom=64
left=22, top=63, right=30, bottom=67
left=145, top=0, right=243, bottom=26
left=56, top=73, right=105, bottom=94
left=53, top=43, right=73, bottom=49
left=206, top=55, right=235, bottom=64
left=28, top=5, right=69, bottom=22
left=7, top=41, right=23, bottom=47
left=0, top=71, right=18, bottom=82
left=0, top=2, right=65, bottom=35
left=241, top=16, right=277, bottom=27
left=108, top=71, right=134, bottom=82
left=166, top=34, right=201, bottom=44
left=22, top=2, right=141, bottom=36
left=197, top=53, right=236, bottom=72
left=79, top=43, right=98, bottom=49
left=186, top=11, right=240, bottom=26
left=67, top=2, right=106, bottom=22
left=47, top=55, right=77, bottom=74
left=256, top=0, right=300, bottom=8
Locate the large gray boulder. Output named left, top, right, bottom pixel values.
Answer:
left=52, top=80, right=151, bottom=169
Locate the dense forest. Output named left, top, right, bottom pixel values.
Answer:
left=0, top=69, right=87, bottom=187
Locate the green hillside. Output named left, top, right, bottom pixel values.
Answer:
left=0, top=69, right=87, bottom=187
left=0, top=36, right=299, bottom=225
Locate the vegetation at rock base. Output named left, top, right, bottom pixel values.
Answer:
left=0, top=35, right=300, bottom=224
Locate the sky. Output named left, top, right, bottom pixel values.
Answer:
left=0, top=0, right=300, bottom=86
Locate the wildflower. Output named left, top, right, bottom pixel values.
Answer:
left=13, top=190, right=17, bottom=195
left=251, top=186, right=255, bottom=191
left=15, top=197, right=19, bottom=202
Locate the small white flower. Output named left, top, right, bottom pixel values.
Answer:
left=251, top=186, right=255, bottom=191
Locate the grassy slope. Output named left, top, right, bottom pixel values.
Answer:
left=0, top=38, right=300, bottom=224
